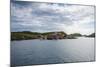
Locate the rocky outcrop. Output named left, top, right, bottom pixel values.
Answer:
left=33, top=31, right=68, bottom=40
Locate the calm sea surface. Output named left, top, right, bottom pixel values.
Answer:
left=11, top=37, right=95, bottom=66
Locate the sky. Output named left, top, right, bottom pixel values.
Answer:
left=11, top=1, right=95, bottom=35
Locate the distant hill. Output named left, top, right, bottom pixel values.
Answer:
left=11, top=31, right=76, bottom=40
left=87, top=33, right=95, bottom=37
left=70, top=33, right=82, bottom=37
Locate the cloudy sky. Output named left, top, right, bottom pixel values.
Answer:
left=11, top=1, right=95, bottom=35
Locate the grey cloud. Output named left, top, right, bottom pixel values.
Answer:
left=11, top=1, right=95, bottom=34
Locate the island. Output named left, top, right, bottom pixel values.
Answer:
left=11, top=31, right=95, bottom=41
left=11, top=31, right=76, bottom=40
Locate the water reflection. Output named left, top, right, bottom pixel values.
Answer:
left=11, top=37, right=95, bottom=66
